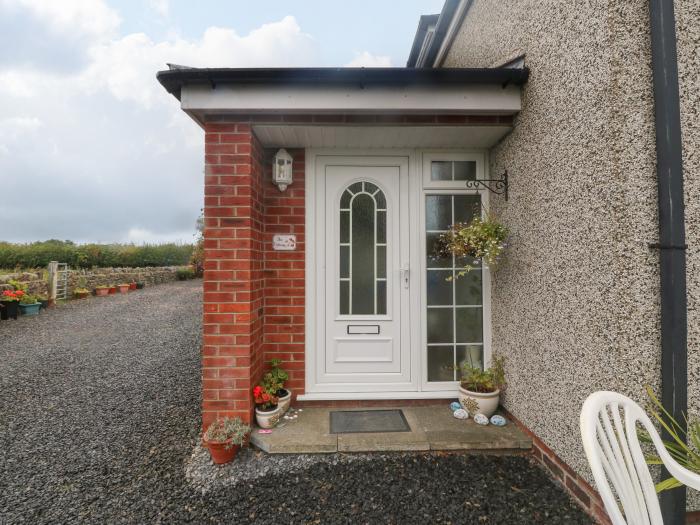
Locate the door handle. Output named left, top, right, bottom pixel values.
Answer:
left=401, top=264, right=410, bottom=289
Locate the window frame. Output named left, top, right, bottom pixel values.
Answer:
left=420, top=151, right=493, bottom=391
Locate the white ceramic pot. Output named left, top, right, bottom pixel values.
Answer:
left=277, top=389, right=292, bottom=414
left=255, top=406, right=282, bottom=429
left=458, top=386, right=500, bottom=417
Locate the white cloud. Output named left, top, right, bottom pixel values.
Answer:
left=0, top=12, right=321, bottom=243
left=148, top=0, right=169, bottom=18
left=345, top=51, right=392, bottom=67
left=1, top=0, right=120, bottom=40
left=80, top=16, right=319, bottom=108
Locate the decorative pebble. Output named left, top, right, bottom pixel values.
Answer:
left=453, top=408, right=469, bottom=420
left=473, top=413, right=489, bottom=426
left=490, top=415, right=507, bottom=427
left=449, top=401, right=462, bottom=412
left=258, top=429, right=273, bottom=434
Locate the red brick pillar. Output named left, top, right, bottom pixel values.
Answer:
left=202, top=122, right=264, bottom=429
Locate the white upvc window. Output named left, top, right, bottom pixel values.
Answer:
left=420, top=152, right=492, bottom=390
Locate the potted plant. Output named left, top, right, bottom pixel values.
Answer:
left=202, top=416, right=251, bottom=465
left=253, top=385, right=280, bottom=429
left=19, top=294, right=41, bottom=316
left=74, top=288, right=90, bottom=299
left=136, top=282, right=145, bottom=289
left=129, top=282, right=137, bottom=290
left=458, top=356, right=506, bottom=417
left=117, top=283, right=130, bottom=294
left=95, top=285, right=110, bottom=297
left=433, top=212, right=508, bottom=276
left=267, top=359, right=291, bottom=413
left=0, top=289, right=22, bottom=320
left=108, top=284, right=117, bottom=294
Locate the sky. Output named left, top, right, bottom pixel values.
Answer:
left=0, top=0, right=445, bottom=245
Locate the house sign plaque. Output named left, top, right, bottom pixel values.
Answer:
left=273, top=234, right=296, bottom=251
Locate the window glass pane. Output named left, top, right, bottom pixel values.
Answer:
left=351, top=193, right=375, bottom=314
left=454, top=270, right=482, bottom=305
left=455, top=307, right=483, bottom=343
left=339, top=181, right=387, bottom=316
left=340, top=190, right=352, bottom=209
left=427, top=308, right=453, bottom=343
left=376, top=281, right=386, bottom=315
left=426, top=195, right=452, bottom=230
left=339, top=246, right=349, bottom=278
left=427, top=270, right=453, bottom=305
left=348, top=181, right=363, bottom=194
left=340, top=280, right=349, bottom=315
left=427, top=232, right=451, bottom=268
left=375, top=189, right=386, bottom=209
left=453, top=195, right=480, bottom=224
left=376, top=246, right=386, bottom=279
left=340, top=210, right=349, bottom=244
left=431, top=161, right=452, bottom=181
left=453, top=161, right=477, bottom=181
left=428, top=346, right=455, bottom=382
left=456, top=345, right=483, bottom=371
left=376, top=211, right=386, bottom=244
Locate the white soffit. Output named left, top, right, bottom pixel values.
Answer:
left=253, top=125, right=512, bottom=149
left=181, top=83, right=522, bottom=115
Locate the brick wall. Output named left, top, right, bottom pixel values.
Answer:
left=262, top=150, right=306, bottom=398
left=202, top=122, right=265, bottom=429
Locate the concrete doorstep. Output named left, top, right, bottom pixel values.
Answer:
left=249, top=405, right=532, bottom=454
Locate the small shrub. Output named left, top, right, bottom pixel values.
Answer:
left=176, top=267, right=196, bottom=280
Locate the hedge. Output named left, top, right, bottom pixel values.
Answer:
left=0, top=240, right=194, bottom=269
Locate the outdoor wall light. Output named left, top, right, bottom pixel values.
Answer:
left=273, top=148, right=293, bottom=191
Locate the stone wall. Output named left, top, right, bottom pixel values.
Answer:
left=443, top=0, right=698, bottom=512
left=0, top=266, right=188, bottom=298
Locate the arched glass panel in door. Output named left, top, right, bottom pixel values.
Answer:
left=339, top=181, right=387, bottom=315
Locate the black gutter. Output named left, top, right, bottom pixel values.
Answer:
left=649, top=0, right=687, bottom=523
left=157, top=66, right=530, bottom=101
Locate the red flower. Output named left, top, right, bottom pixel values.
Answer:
left=253, top=386, right=263, bottom=397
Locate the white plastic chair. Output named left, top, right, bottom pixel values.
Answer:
left=580, top=391, right=700, bottom=524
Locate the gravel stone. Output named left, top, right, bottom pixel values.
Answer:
left=0, top=280, right=593, bottom=524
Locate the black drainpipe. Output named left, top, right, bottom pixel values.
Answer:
left=649, top=0, right=687, bottom=523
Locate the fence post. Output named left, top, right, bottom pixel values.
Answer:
left=47, top=261, right=58, bottom=306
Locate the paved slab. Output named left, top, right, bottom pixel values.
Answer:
left=249, top=405, right=532, bottom=454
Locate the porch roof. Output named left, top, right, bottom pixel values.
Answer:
left=157, top=66, right=529, bottom=101
left=158, top=66, right=529, bottom=148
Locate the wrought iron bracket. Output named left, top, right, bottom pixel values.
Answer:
left=465, top=170, right=509, bottom=201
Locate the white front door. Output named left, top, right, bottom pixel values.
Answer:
left=314, top=156, right=413, bottom=391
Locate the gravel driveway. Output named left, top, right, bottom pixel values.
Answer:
left=0, top=280, right=592, bottom=524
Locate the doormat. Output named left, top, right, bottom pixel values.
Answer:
left=329, top=409, right=411, bottom=434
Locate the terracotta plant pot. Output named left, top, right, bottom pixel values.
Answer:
left=118, top=284, right=129, bottom=294
left=277, top=389, right=292, bottom=414
left=204, top=439, right=241, bottom=465
left=108, top=287, right=117, bottom=294
left=129, top=282, right=137, bottom=290
left=458, top=386, right=500, bottom=417
left=95, top=287, right=109, bottom=297
left=255, top=405, right=282, bottom=429
left=0, top=301, right=19, bottom=320
left=74, top=291, right=89, bottom=299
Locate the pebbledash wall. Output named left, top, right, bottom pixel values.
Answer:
left=442, top=0, right=700, bottom=513
left=201, top=122, right=305, bottom=430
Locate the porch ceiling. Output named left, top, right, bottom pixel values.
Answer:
left=253, top=124, right=512, bottom=149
